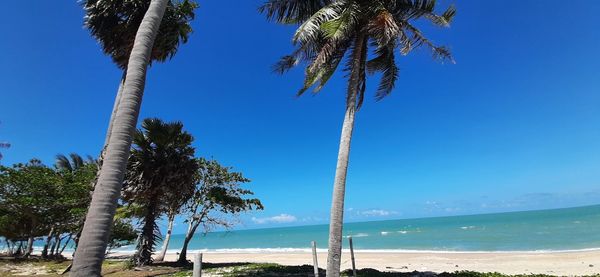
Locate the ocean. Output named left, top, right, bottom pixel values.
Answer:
left=116, top=204, right=600, bottom=253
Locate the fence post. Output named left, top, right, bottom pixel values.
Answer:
left=349, top=236, right=357, bottom=277
left=311, top=241, right=319, bottom=276
left=193, top=252, right=203, bottom=277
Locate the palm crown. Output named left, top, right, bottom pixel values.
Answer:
left=83, top=0, right=197, bottom=69
left=260, top=0, right=455, bottom=108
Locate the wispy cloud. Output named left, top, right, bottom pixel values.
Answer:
left=359, top=209, right=398, bottom=217
left=251, top=214, right=297, bottom=224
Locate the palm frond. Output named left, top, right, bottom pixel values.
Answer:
left=367, top=41, right=399, bottom=100
left=259, top=0, right=331, bottom=24
left=55, top=154, right=73, bottom=172
left=293, top=1, right=346, bottom=45
left=403, top=22, right=454, bottom=63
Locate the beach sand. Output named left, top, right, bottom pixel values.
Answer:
left=158, top=250, right=600, bottom=275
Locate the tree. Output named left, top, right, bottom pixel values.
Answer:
left=71, top=1, right=181, bottom=275
left=260, top=1, right=455, bottom=275
left=122, top=118, right=199, bottom=266
left=82, top=0, right=197, bottom=152
left=42, top=154, right=97, bottom=259
left=0, top=160, right=62, bottom=257
left=177, top=158, right=264, bottom=264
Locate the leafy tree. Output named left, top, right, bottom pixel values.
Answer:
left=122, top=118, right=199, bottom=266
left=73, top=1, right=198, bottom=275
left=260, top=0, right=455, bottom=275
left=177, top=158, right=264, bottom=264
left=107, top=207, right=139, bottom=254
left=0, top=160, right=62, bottom=257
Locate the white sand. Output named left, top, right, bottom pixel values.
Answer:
left=159, top=250, right=600, bottom=275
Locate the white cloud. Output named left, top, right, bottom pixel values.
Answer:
left=360, top=209, right=398, bottom=217
left=252, top=214, right=297, bottom=224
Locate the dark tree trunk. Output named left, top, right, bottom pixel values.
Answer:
left=42, top=227, right=55, bottom=258
left=133, top=199, right=159, bottom=266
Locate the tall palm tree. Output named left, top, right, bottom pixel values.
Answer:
left=71, top=1, right=181, bottom=275
left=82, top=0, right=196, bottom=157
left=122, top=118, right=198, bottom=266
left=260, top=1, right=455, bottom=275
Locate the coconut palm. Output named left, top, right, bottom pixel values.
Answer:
left=71, top=0, right=187, bottom=275
left=260, top=1, right=455, bottom=275
left=82, top=0, right=196, bottom=155
left=122, top=118, right=198, bottom=266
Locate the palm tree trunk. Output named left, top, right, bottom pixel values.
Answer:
left=325, top=33, right=366, bottom=277
left=133, top=199, right=159, bottom=266
left=155, top=212, right=175, bottom=262
left=70, top=1, right=169, bottom=275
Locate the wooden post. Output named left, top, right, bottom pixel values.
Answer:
left=349, top=236, right=357, bottom=277
left=193, top=253, right=202, bottom=277
left=311, top=241, right=319, bottom=276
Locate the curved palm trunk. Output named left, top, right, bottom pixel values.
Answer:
left=70, top=0, right=169, bottom=275
left=326, top=33, right=366, bottom=277
left=155, top=213, right=175, bottom=262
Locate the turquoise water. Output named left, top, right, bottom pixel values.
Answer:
left=118, top=205, right=600, bottom=252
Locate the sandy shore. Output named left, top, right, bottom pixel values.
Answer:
left=157, top=250, right=600, bottom=275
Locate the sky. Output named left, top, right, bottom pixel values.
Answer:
left=1, top=1, right=599, bottom=234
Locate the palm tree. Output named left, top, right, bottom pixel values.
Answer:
left=55, top=153, right=96, bottom=172
left=122, top=118, right=198, bottom=266
left=82, top=0, right=197, bottom=150
left=260, top=1, right=455, bottom=275
left=71, top=1, right=185, bottom=275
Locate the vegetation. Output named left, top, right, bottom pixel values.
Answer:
left=123, top=118, right=199, bottom=266
left=260, top=0, right=455, bottom=275
left=0, top=154, right=135, bottom=258
left=0, top=119, right=263, bottom=275
left=177, top=158, right=264, bottom=263
left=0, top=155, right=137, bottom=260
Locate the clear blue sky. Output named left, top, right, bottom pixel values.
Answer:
left=1, top=1, right=599, bottom=233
